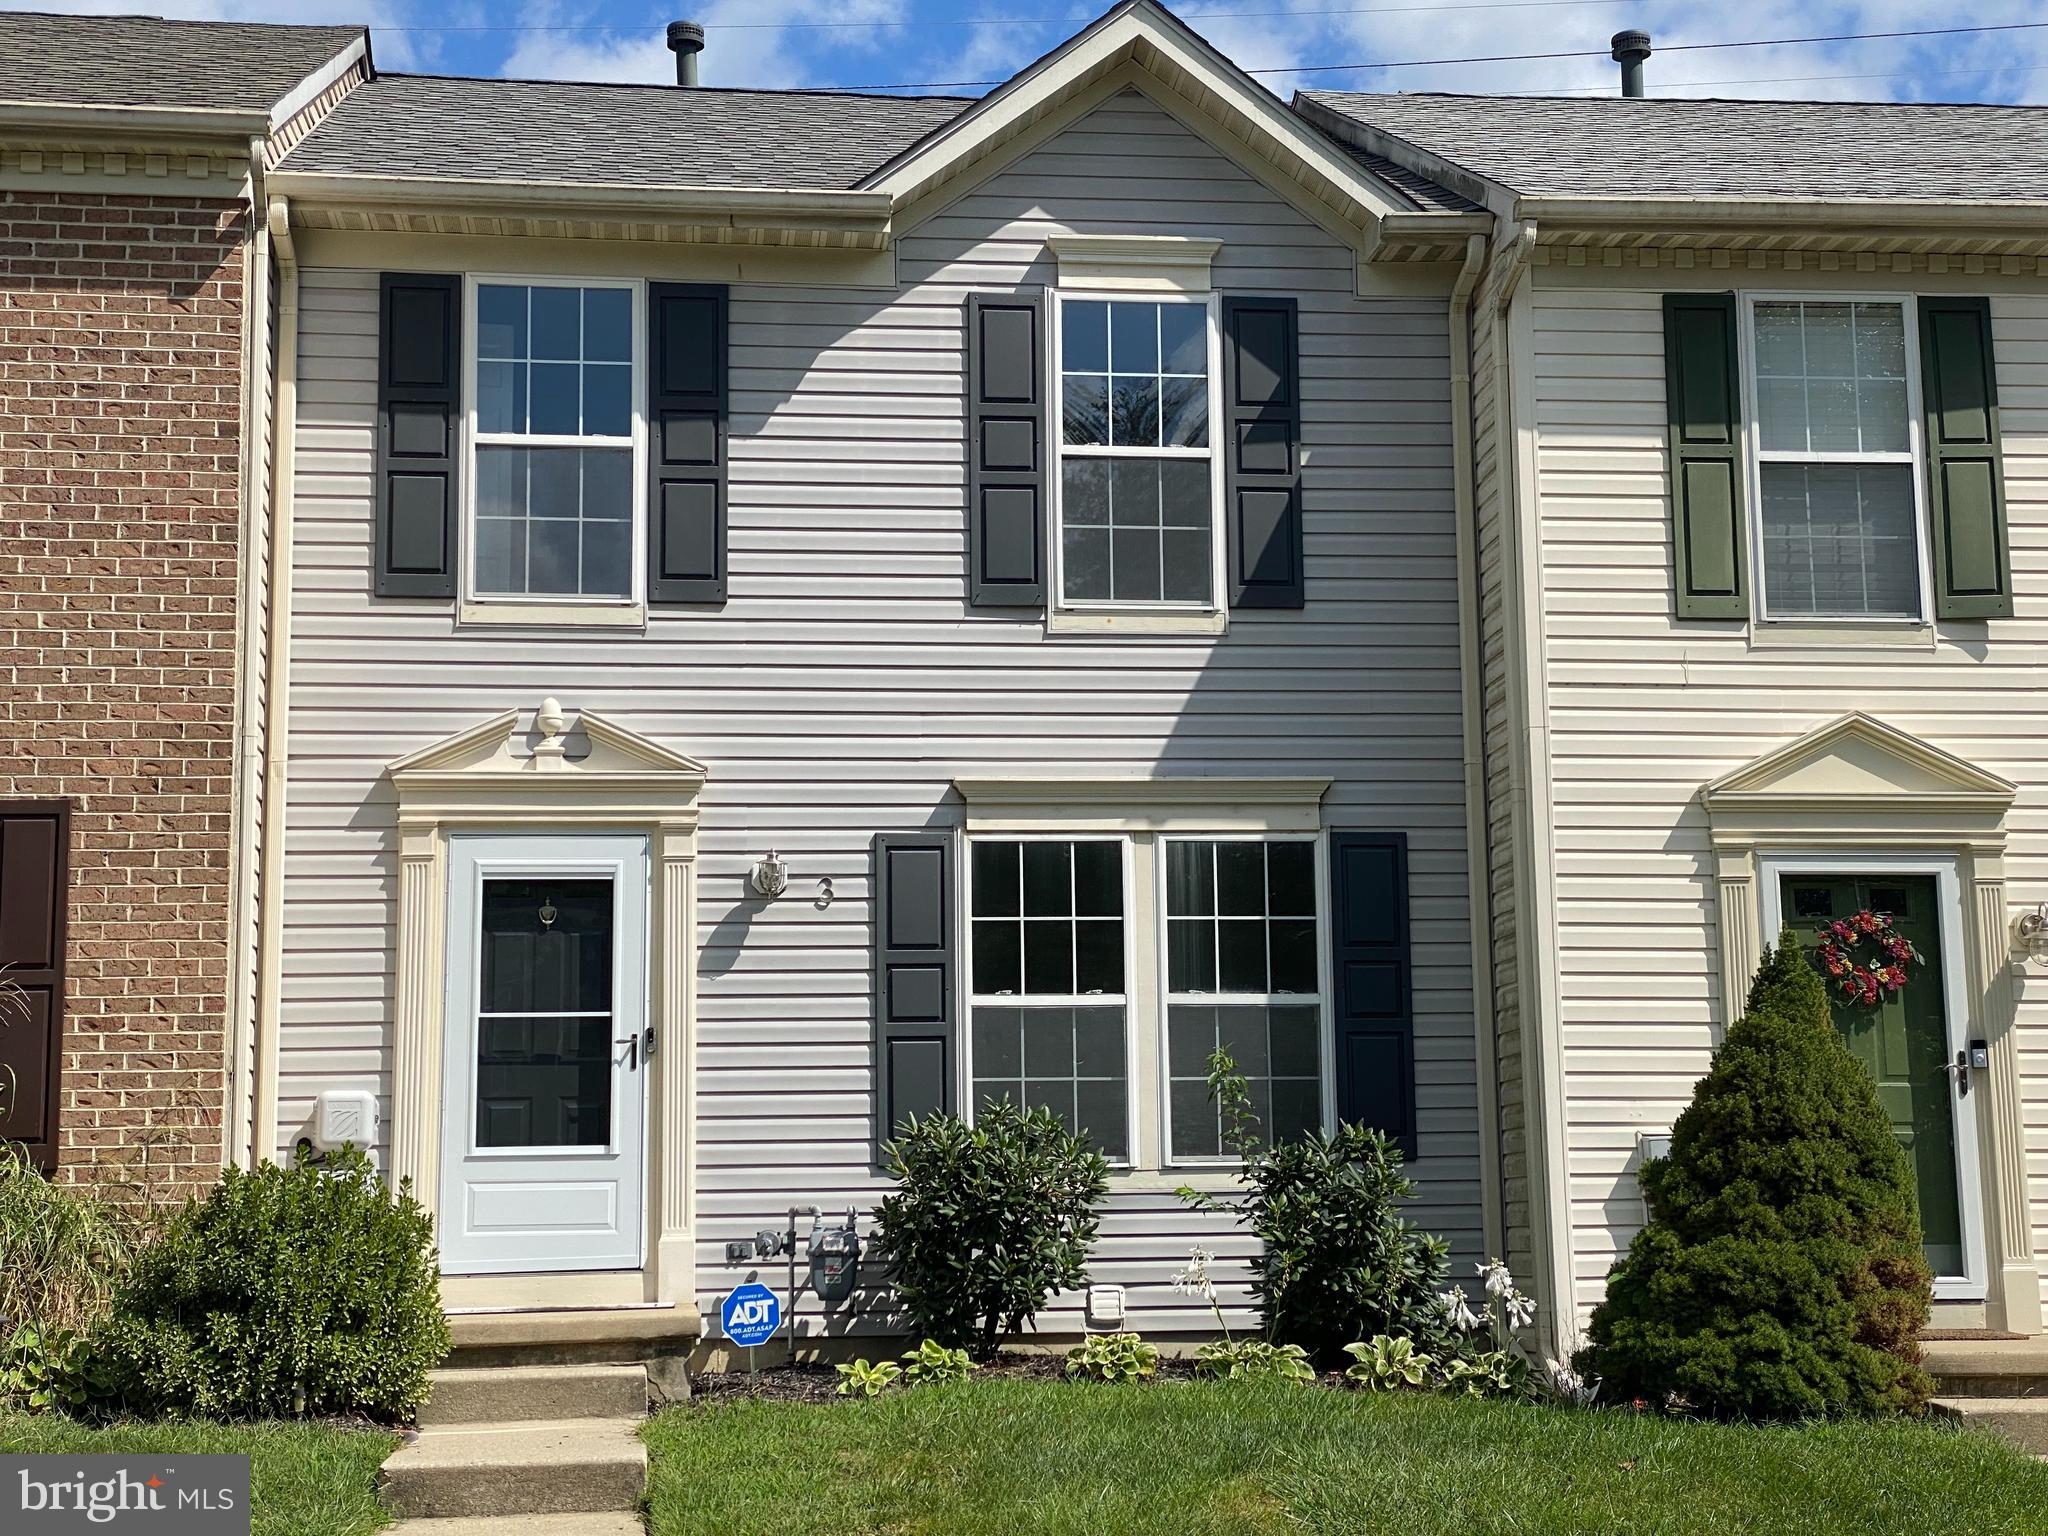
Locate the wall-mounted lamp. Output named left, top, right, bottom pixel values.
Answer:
left=2015, top=902, right=2048, bottom=962
left=751, top=851, right=789, bottom=899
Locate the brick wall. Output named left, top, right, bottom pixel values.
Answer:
left=0, top=191, right=247, bottom=1200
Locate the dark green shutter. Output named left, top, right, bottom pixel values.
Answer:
left=1662, top=292, right=1748, bottom=620
left=375, top=273, right=460, bottom=598
left=1920, top=296, right=2013, bottom=619
left=873, top=833, right=954, bottom=1158
left=1222, top=295, right=1305, bottom=608
left=648, top=283, right=728, bottom=605
left=1329, top=830, right=1415, bottom=1157
left=965, top=294, right=1046, bottom=605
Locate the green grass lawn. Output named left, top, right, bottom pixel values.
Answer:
left=0, top=1413, right=395, bottom=1536
left=643, top=1379, right=2048, bottom=1536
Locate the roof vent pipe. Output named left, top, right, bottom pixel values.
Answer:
left=667, top=20, right=705, bottom=87
left=1610, top=29, right=1651, bottom=97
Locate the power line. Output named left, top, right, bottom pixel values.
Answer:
left=380, top=0, right=1653, bottom=34
left=1531, top=61, right=2047, bottom=97
left=821, top=15, right=2048, bottom=90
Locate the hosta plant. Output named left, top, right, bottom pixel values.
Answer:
left=1065, top=1332, right=1158, bottom=1383
left=834, top=1358, right=902, bottom=1398
left=1192, top=1338, right=1314, bottom=1382
left=1440, top=1350, right=1533, bottom=1399
left=899, top=1338, right=975, bottom=1386
left=0, top=1325, right=98, bottom=1413
left=1344, top=1334, right=1433, bottom=1391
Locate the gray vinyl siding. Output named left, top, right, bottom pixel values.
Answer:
left=1527, top=266, right=2048, bottom=1321
left=278, top=87, right=1480, bottom=1333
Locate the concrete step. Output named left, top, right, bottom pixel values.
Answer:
left=1932, top=1398, right=2048, bottom=1457
left=421, top=1365, right=648, bottom=1426
left=1922, top=1339, right=2048, bottom=1399
left=390, top=1517, right=643, bottom=1536
left=446, top=1304, right=701, bottom=1369
left=379, top=1418, right=647, bottom=1521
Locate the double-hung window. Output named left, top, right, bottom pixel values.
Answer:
left=1163, top=838, right=1322, bottom=1161
left=968, top=838, right=1131, bottom=1161
left=470, top=278, right=641, bottom=604
left=1747, top=296, right=1926, bottom=621
left=1055, top=295, right=1221, bottom=610
left=963, top=830, right=1327, bottom=1169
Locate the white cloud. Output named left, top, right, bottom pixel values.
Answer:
left=496, top=0, right=917, bottom=90
left=0, top=0, right=439, bottom=70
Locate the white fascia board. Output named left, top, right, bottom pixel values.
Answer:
left=861, top=0, right=1409, bottom=226
left=268, top=35, right=370, bottom=131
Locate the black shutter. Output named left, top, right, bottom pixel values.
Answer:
left=375, top=273, right=460, bottom=598
left=648, top=282, right=729, bottom=605
left=0, top=800, right=68, bottom=1172
left=1662, top=292, right=1749, bottom=620
left=1920, top=296, right=2014, bottom=619
left=1221, top=295, right=1304, bottom=609
left=965, top=293, right=1046, bottom=605
left=873, top=833, right=955, bottom=1158
left=1329, top=830, right=1415, bottom=1157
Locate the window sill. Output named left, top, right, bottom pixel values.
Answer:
left=459, top=600, right=647, bottom=631
left=1048, top=609, right=1229, bottom=637
left=1748, top=621, right=1936, bottom=653
left=1110, top=1169, right=1244, bottom=1195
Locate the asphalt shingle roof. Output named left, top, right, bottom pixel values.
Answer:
left=1303, top=90, right=2048, bottom=203
left=280, top=74, right=975, bottom=191
left=0, top=10, right=362, bottom=114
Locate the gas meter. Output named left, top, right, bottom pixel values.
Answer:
left=807, top=1207, right=862, bottom=1305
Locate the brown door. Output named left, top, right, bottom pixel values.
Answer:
left=0, top=802, right=68, bottom=1171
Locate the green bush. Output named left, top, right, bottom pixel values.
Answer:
left=899, top=1338, right=976, bottom=1386
left=0, top=1144, right=136, bottom=1337
left=1192, top=1337, right=1314, bottom=1382
left=1064, top=1332, right=1158, bottom=1383
left=1580, top=931, right=1934, bottom=1419
left=1181, top=1051, right=1456, bottom=1366
left=93, top=1147, right=449, bottom=1420
left=875, top=1102, right=1108, bottom=1359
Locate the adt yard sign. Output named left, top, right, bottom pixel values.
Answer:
left=721, top=1282, right=780, bottom=1348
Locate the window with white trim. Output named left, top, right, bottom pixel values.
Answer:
left=470, top=279, right=640, bottom=602
left=968, top=837, right=1130, bottom=1161
left=1163, top=838, right=1322, bottom=1160
left=1747, top=296, right=1925, bottom=621
left=1055, top=295, right=1221, bottom=609
left=963, top=830, right=1327, bottom=1170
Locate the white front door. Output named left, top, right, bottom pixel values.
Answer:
left=439, top=833, right=649, bottom=1275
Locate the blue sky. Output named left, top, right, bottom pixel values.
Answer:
left=13, top=0, right=2048, bottom=101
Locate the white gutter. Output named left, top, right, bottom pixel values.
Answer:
left=1489, top=218, right=1576, bottom=1354
left=266, top=169, right=894, bottom=226
left=1445, top=230, right=1504, bottom=1267
left=251, top=194, right=299, bottom=1169
left=0, top=100, right=269, bottom=137
left=1517, top=194, right=2048, bottom=231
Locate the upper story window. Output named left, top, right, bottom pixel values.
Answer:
left=1055, top=296, right=1221, bottom=610
left=1747, top=297, right=1925, bottom=622
left=470, top=279, right=640, bottom=604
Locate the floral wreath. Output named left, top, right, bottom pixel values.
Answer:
left=1814, top=910, right=1922, bottom=1006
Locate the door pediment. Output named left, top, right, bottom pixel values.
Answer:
left=390, top=698, right=706, bottom=828
left=1701, top=712, right=2014, bottom=818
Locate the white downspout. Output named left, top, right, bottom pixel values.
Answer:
left=251, top=195, right=298, bottom=1168
left=223, top=137, right=270, bottom=1169
left=1491, top=219, right=1576, bottom=1354
left=1446, top=232, right=1504, bottom=1266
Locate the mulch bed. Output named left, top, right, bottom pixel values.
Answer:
left=688, top=1351, right=1204, bottom=1405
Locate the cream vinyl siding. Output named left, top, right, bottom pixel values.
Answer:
left=277, top=87, right=1480, bottom=1333
left=1527, top=267, right=2048, bottom=1321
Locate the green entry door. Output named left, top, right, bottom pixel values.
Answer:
left=1781, top=874, right=1965, bottom=1278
